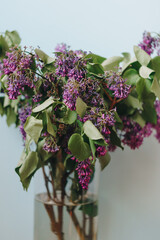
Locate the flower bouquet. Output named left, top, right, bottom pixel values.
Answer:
left=0, top=30, right=160, bottom=240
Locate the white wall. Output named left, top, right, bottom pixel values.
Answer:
left=0, top=0, right=160, bottom=239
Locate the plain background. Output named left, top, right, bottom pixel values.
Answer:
left=0, top=0, right=160, bottom=239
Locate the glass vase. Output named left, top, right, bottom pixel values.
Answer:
left=34, top=155, right=100, bottom=240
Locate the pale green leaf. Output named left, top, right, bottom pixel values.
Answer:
left=3, top=94, right=10, bottom=107
left=122, top=52, right=131, bottom=65
left=76, top=97, right=87, bottom=118
left=32, top=97, right=54, bottom=113
left=46, top=112, right=56, bottom=137
left=99, top=152, right=111, bottom=170
left=35, top=48, right=55, bottom=64
left=134, top=46, right=151, bottom=66
left=139, top=66, right=154, bottom=79
left=83, top=120, right=104, bottom=140
left=123, top=68, right=140, bottom=85
left=125, top=95, right=143, bottom=110
left=151, top=75, right=160, bottom=99
left=132, top=112, right=146, bottom=127
left=24, top=116, right=43, bottom=143
left=64, top=109, right=77, bottom=124
left=19, top=151, right=39, bottom=181
left=150, top=56, right=160, bottom=79
left=5, top=30, right=21, bottom=46
left=102, top=56, right=123, bottom=71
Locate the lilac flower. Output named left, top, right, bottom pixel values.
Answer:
left=76, top=158, right=93, bottom=190
left=43, top=135, right=60, bottom=153
left=63, top=77, right=104, bottom=110
left=55, top=43, right=68, bottom=53
left=139, top=31, right=157, bottom=55
left=105, top=71, right=131, bottom=99
left=96, top=146, right=107, bottom=156
left=18, top=103, right=32, bottom=140
left=55, top=49, right=87, bottom=81
left=121, top=117, right=152, bottom=149
left=32, top=93, right=42, bottom=103
left=0, top=61, right=3, bottom=77
left=2, top=47, right=37, bottom=99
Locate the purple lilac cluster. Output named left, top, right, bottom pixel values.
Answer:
left=121, top=117, right=152, bottom=149
left=83, top=108, right=115, bottom=136
left=76, top=158, right=93, bottom=190
left=96, top=146, right=107, bottom=156
left=18, top=103, right=32, bottom=140
left=55, top=43, right=68, bottom=53
left=105, top=71, right=131, bottom=99
left=139, top=31, right=160, bottom=56
left=63, top=77, right=104, bottom=110
left=139, top=31, right=157, bottom=55
left=55, top=49, right=87, bottom=81
left=152, top=100, right=160, bottom=142
left=43, top=135, right=60, bottom=153
left=2, top=47, right=35, bottom=99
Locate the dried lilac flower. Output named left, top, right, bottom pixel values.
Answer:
left=43, top=135, right=60, bottom=153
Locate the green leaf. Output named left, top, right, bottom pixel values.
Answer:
left=139, top=66, right=154, bottom=79
left=83, top=120, right=104, bottom=140
left=46, top=112, right=56, bottom=136
left=76, top=97, right=87, bottom=118
left=110, top=129, right=123, bottom=149
left=6, top=107, right=17, bottom=126
left=89, top=139, right=96, bottom=160
left=1, top=75, right=8, bottom=88
left=0, top=101, right=4, bottom=115
left=134, top=45, right=151, bottom=66
left=151, top=75, right=160, bottom=99
left=79, top=202, right=98, bottom=217
left=68, top=133, right=91, bottom=161
left=35, top=48, right=54, bottom=64
left=64, top=109, right=77, bottom=124
left=122, top=52, right=131, bottom=64
left=3, top=94, right=10, bottom=107
left=125, top=95, right=143, bottom=110
left=0, top=35, right=9, bottom=59
left=93, top=139, right=107, bottom=146
left=85, top=53, right=106, bottom=64
left=24, top=116, right=43, bottom=143
left=5, top=30, right=21, bottom=46
left=123, top=68, right=140, bottom=86
left=102, top=56, right=123, bottom=71
left=32, top=97, right=54, bottom=113
left=150, top=56, right=160, bottom=79
left=19, top=151, right=38, bottom=182
left=132, top=112, right=146, bottom=127
left=142, top=101, right=157, bottom=124
left=136, top=78, right=151, bottom=101
left=99, top=152, right=111, bottom=170
left=87, top=63, right=104, bottom=74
